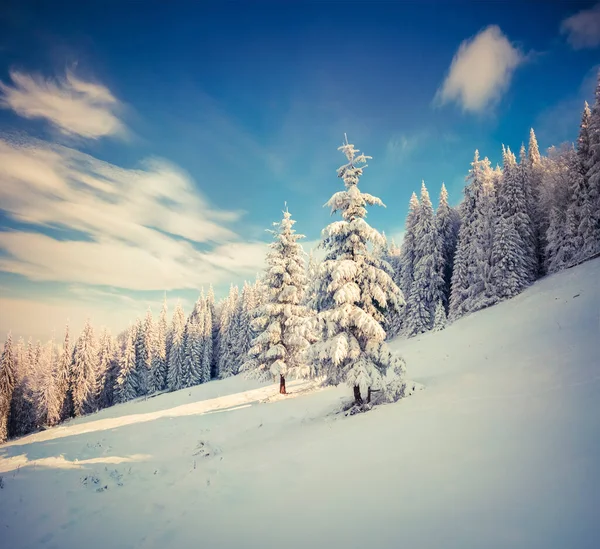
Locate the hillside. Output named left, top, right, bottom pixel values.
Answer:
left=1, top=258, right=599, bottom=549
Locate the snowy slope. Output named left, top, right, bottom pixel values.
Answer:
left=1, top=258, right=599, bottom=549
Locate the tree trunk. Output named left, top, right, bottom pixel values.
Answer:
left=367, top=387, right=372, bottom=404
left=353, top=385, right=363, bottom=405
left=279, top=374, right=287, bottom=395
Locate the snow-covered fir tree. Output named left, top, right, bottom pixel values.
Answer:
left=135, top=310, right=154, bottom=396
left=399, top=192, right=420, bottom=309
left=465, top=157, right=498, bottom=313
left=99, top=333, right=119, bottom=409
left=200, top=297, right=213, bottom=383
left=586, top=71, right=600, bottom=254
left=243, top=207, right=315, bottom=393
left=0, top=333, right=16, bottom=443
left=9, top=337, right=36, bottom=437
left=167, top=302, right=186, bottom=391
left=574, top=102, right=597, bottom=260
left=436, top=183, right=460, bottom=309
left=491, top=148, right=532, bottom=297
left=216, top=285, right=240, bottom=379
left=70, top=320, right=98, bottom=416
left=56, top=324, right=72, bottom=421
left=492, top=214, right=528, bottom=299
left=405, top=181, right=446, bottom=336
left=313, top=135, right=406, bottom=406
left=527, top=128, right=546, bottom=275
left=182, top=311, right=203, bottom=388
left=115, top=326, right=138, bottom=403
left=95, top=329, right=115, bottom=410
left=449, top=150, right=486, bottom=320
left=150, top=297, right=168, bottom=393
left=432, top=300, right=447, bottom=332
left=33, top=339, right=61, bottom=428
left=379, top=238, right=403, bottom=338
left=207, top=286, right=218, bottom=378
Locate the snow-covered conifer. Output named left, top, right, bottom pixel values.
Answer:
left=243, top=207, right=315, bottom=393
left=492, top=147, right=533, bottom=296
left=115, top=326, right=138, bottom=403
left=150, top=297, right=168, bottom=393
left=56, top=324, right=72, bottom=421
left=449, top=150, right=485, bottom=319
left=586, top=72, right=600, bottom=255
left=492, top=214, right=529, bottom=297
left=313, top=136, right=406, bottom=405
left=200, top=298, right=213, bottom=383
left=0, top=333, right=16, bottom=443
left=70, top=320, right=98, bottom=416
left=217, top=285, right=239, bottom=379
left=405, top=181, right=446, bottom=336
left=465, top=159, right=498, bottom=313
left=167, top=302, right=186, bottom=391
left=436, top=183, right=459, bottom=308
left=432, top=301, right=447, bottom=332
left=135, top=311, right=154, bottom=396
left=33, top=339, right=60, bottom=427
left=399, top=192, right=420, bottom=301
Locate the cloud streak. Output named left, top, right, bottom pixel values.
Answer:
left=435, top=25, right=525, bottom=113
left=560, top=3, right=600, bottom=50
left=0, top=137, right=266, bottom=291
left=0, top=70, right=126, bottom=139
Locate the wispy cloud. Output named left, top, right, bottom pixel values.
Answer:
left=385, top=131, right=428, bottom=165
left=434, top=25, right=525, bottom=113
left=0, top=137, right=266, bottom=291
left=560, top=3, right=600, bottom=49
left=0, top=70, right=126, bottom=139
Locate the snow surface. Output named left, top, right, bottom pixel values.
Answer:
left=1, top=258, right=599, bottom=549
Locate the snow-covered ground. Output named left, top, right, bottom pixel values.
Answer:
left=1, top=258, right=599, bottom=549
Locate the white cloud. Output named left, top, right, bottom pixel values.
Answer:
left=0, top=70, right=125, bottom=139
left=560, top=3, right=600, bottom=49
left=0, top=137, right=267, bottom=291
left=385, top=131, right=428, bottom=165
left=435, top=25, right=525, bottom=113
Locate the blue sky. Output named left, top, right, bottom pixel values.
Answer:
left=0, top=0, right=599, bottom=340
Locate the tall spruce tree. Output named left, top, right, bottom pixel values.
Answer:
left=56, top=324, right=72, bottom=421
left=449, top=150, right=486, bottom=319
left=313, top=136, right=405, bottom=406
left=243, top=207, right=315, bottom=393
left=167, top=302, right=186, bottom=391
left=115, top=326, right=138, bottom=403
left=491, top=147, right=532, bottom=296
left=70, top=320, right=98, bottom=416
left=150, top=297, right=169, bottom=393
left=436, top=183, right=460, bottom=309
left=399, top=192, right=420, bottom=307
left=0, top=333, right=16, bottom=443
left=586, top=71, right=600, bottom=254
left=465, top=158, right=498, bottom=313
left=405, top=181, right=446, bottom=336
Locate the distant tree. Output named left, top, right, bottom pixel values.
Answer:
left=0, top=333, right=16, bottom=443
left=115, top=326, right=138, bottom=403
left=70, top=320, right=98, bottom=416
left=432, top=301, right=447, bottom=332
left=405, top=181, right=446, bottom=336
left=150, top=297, right=169, bottom=393
left=167, top=303, right=186, bottom=391
left=56, top=324, right=73, bottom=421
left=586, top=72, right=600, bottom=254
left=436, top=183, right=460, bottom=309
left=399, top=192, right=420, bottom=322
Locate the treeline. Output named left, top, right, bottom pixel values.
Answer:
left=0, top=283, right=266, bottom=442
left=385, top=83, right=600, bottom=337
left=1, top=73, right=599, bottom=442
